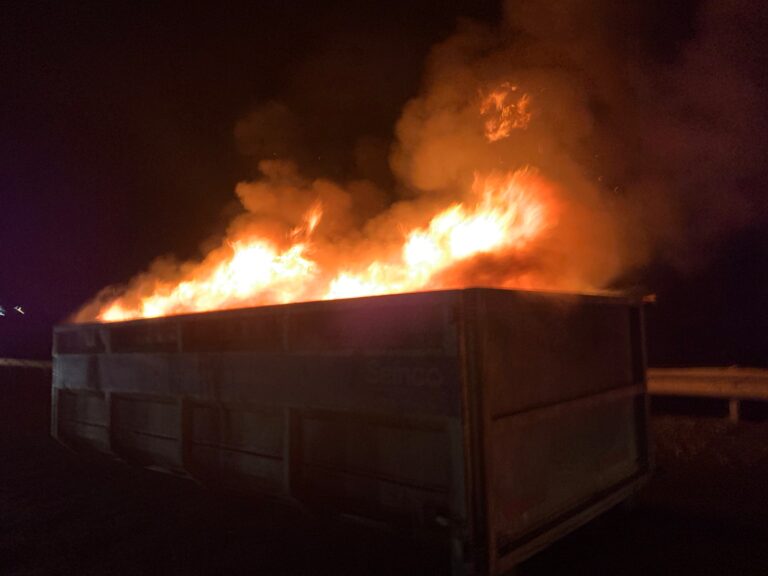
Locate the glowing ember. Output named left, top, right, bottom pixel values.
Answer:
left=480, top=82, right=532, bottom=142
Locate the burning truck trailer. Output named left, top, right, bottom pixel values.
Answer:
left=52, top=287, right=650, bottom=575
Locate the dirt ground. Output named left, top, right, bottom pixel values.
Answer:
left=2, top=369, right=767, bottom=575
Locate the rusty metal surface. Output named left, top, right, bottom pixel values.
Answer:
left=52, top=288, right=649, bottom=575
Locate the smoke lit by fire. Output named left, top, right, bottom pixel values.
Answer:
left=78, top=0, right=765, bottom=324
left=77, top=54, right=627, bottom=325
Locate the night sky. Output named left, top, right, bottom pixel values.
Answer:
left=1, top=0, right=766, bottom=365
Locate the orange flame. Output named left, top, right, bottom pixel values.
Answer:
left=325, top=170, right=550, bottom=299
left=480, top=82, right=532, bottom=142
left=100, top=241, right=317, bottom=321
left=92, top=169, right=554, bottom=322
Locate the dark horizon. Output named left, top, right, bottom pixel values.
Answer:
left=2, top=0, right=766, bottom=365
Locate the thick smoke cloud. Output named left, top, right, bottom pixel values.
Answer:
left=627, top=0, right=768, bottom=268
left=393, top=0, right=766, bottom=274
left=495, top=0, right=767, bottom=270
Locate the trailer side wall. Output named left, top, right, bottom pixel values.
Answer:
left=472, top=291, right=648, bottom=573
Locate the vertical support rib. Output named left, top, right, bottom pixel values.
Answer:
left=283, top=408, right=301, bottom=500
left=457, top=290, right=488, bottom=575
left=105, top=392, right=115, bottom=454
left=179, top=397, right=192, bottom=471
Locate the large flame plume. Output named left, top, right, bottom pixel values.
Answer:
left=79, top=1, right=683, bottom=324
left=77, top=66, right=626, bottom=324
left=90, top=159, right=558, bottom=322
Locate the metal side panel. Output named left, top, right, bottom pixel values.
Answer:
left=479, top=289, right=635, bottom=417
left=489, top=388, right=643, bottom=555
left=474, top=291, right=648, bottom=574
left=97, top=353, right=204, bottom=397
left=53, top=354, right=99, bottom=391
left=294, top=410, right=458, bottom=528
left=55, top=389, right=110, bottom=452
left=206, top=353, right=461, bottom=418
left=111, top=394, right=183, bottom=470
left=187, top=403, right=286, bottom=494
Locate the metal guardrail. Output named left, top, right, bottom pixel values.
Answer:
left=647, top=367, right=768, bottom=422
left=0, top=358, right=52, bottom=370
